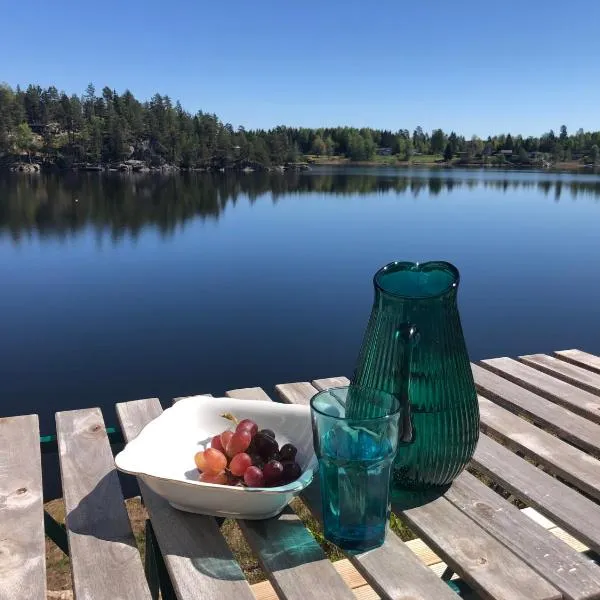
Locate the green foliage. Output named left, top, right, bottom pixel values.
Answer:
left=0, top=82, right=600, bottom=168
left=518, top=147, right=530, bottom=164
left=443, top=142, right=453, bottom=162
left=15, top=122, right=35, bottom=157
left=430, top=128, right=446, bottom=155
left=591, top=145, right=599, bottom=165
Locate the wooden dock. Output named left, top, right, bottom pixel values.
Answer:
left=2, top=349, right=600, bottom=600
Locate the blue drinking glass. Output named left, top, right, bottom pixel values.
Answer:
left=310, top=386, right=401, bottom=552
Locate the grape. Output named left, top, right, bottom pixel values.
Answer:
left=236, top=419, right=258, bottom=437
left=259, top=429, right=275, bottom=439
left=199, top=470, right=228, bottom=485
left=194, top=451, right=207, bottom=471
left=195, top=448, right=227, bottom=474
left=249, top=453, right=264, bottom=468
left=229, top=452, right=252, bottom=476
left=211, top=434, right=225, bottom=453
left=220, top=430, right=234, bottom=449
left=263, top=460, right=284, bottom=486
left=225, top=430, right=252, bottom=457
left=254, top=432, right=278, bottom=459
left=279, top=443, right=297, bottom=462
left=244, top=466, right=265, bottom=487
left=281, top=461, right=302, bottom=483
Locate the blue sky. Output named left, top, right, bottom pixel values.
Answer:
left=2, top=0, right=598, bottom=136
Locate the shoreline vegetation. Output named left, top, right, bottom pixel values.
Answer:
left=1, top=82, right=599, bottom=174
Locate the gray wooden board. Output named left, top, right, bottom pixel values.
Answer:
left=225, top=387, right=272, bottom=402
left=0, top=414, right=46, bottom=600
left=472, top=434, right=600, bottom=554
left=274, top=382, right=317, bottom=406
left=480, top=357, right=600, bottom=424
left=223, top=387, right=356, bottom=600
left=445, top=471, right=600, bottom=600
left=555, top=350, right=600, bottom=375
left=276, top=380, right=536, bottom=599
left=478, top=396, right=600, bottom=500
left=312, top=376, right=350, bottom=390
left=56, top=408, right=151, bottom=600
left=472, top=363, right=600, bottom=454
left=116, top=398, right=255, bottom=600
left=398, top=494, right=561, bottom=600
left=521, top=353, right=600, bottom=396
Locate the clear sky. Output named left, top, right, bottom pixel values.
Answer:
left=2, top=0, right=598, bottom=137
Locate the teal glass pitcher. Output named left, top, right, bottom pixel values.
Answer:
left=348, top=261, right=479, bottom=491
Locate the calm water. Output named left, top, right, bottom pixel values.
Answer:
left=2, top=167, right=600, bottom=434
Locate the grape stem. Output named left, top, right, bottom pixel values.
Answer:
left=220, top=412, right=240, bottom=425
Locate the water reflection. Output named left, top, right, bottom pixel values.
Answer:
left=2, top=170, right=600, bottom=243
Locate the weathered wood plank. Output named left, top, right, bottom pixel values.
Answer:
left=274, top=382, right=317, bottom=406
left=0, top=415, right=46, bottom=600
left=237, top=507, right=355, bottom=600
left=446, top=471, right=600, bottom=600
left=521, top=353, right=600, bottom=396
left=472, top=363, right=600, bottom=454
left=116, top=399, right=255, bottom=600
left=478, top=396, right=600, bottom=500
left=274, top=383, right=459, bottom=600
left=398, top=492, right=560, bottom=600
left=472, top=434, right=600, bottom=554
left=225, top=387, right=271, bottom=402
left=555, top=350, right=600, bottom=375
left=312, top=376, right=350, bottom=390
left=224, top=387, right=355, bottom=600
left=481, top=357, right=600, bottom=424
left=56, top=408, right=151, bottom=600
left=276, top=380, right=506, bottom=598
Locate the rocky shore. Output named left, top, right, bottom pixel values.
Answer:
left=1, top=156, right=311, bottom=174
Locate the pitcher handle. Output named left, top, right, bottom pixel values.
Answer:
left=397, top=322, right=419, bottom=443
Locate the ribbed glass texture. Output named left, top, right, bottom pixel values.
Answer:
left=348, top=261, right=479, bottom=491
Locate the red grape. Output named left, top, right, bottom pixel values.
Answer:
left=279, top=443, right=297, bottom=462
left=211, top=434, right=225, bottom=453
left=220, top=430, right=234, bottom=449
left=229, top=452, right=252, bottom=476
left=199, top=471, right=228, bottom=485
left=236, top=419, right=258, bottom=437
left=263, top=460, right=284, bottom=486
left=249, top=453, right=264, bottom=468
left=282, top=461, right=302, bottom=483
left=259, top=429, right=275, bottom=439
left=195, top=448, right=227, bottom=474
left=226, top=430, right=252, bottom=457
left=244, top=466, right=265, bottom=487
left=254, top=433, right=278, bottom=459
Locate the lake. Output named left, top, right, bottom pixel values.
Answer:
left=2, top=167, right=600, bottom=435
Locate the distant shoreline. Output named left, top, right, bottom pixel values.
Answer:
left=3, top=157, right=599, bottom=176
left=307, top=157, right=599, bottom=174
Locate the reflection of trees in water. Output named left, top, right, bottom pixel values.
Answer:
left=1, top=171, right=600, bottom=243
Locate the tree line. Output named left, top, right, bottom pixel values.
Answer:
left=1, top=82, right=599, bottom=168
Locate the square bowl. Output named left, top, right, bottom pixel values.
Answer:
left=115, top=395, right=317, bottom=519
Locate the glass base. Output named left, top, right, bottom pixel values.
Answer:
left=324, top=526, right=386, bottom=553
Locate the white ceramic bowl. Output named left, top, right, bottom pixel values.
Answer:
left=115, top=396, right=317, bottom=519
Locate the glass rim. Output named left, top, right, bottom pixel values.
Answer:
left=310, top=385, right=401, bottom=422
